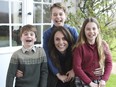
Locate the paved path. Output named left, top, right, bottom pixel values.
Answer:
left=111, top=62, right=116, bottom=74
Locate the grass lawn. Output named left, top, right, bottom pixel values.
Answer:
left=106, top=38, right=116, bottom=87
left=106, top=74, right=116, bottom=87
left=107, top=39, right=116, bottom=87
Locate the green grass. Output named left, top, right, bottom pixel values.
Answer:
left=106, top=74, right=116, bottom=87
left=107, top=38, right=116, bottom=87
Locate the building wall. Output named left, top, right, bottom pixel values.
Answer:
left=0, top=53, right=12, bottom=87
left=0, top=46, right=22, bottom=87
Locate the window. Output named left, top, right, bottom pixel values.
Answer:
left=0, top=0, right=53, bottom=53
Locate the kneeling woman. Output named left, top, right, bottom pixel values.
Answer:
left=48, top=26, right=75, bottom=87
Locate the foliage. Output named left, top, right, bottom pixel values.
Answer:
left=106, top=74, right=116, bottom=87
left=64, top=0, right=116, bottom=51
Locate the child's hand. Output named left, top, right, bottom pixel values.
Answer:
left=16, top=70, right=23, bottom=78
left=99, top=80, right=106, bottom=87
left=93, top=68, right=103, bottom=76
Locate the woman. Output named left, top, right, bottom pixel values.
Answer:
left=47, top=26, right=75, bottom=87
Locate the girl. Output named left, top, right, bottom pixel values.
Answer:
left=73, top=17, right=112, bottom=87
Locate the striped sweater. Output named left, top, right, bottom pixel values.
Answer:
left=6, top=47, right=48, bottom=87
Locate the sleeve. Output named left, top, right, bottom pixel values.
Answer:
left=73, top=47, right=92, bottom=84
left=102, top=42, right=112, bottom=81
left=6, top=53, right=18, bottom=87
left=43, top=30, right=59, bottom=75
left=39, top=48, right=48, bottom=87
left=71, top=27, right=79, bottom=43
left=68, top=26, right=79, bottom=43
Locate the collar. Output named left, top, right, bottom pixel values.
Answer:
left=22, top=46, right=36, bottom=53
left=51, top=24, right=69, bottom=30
left=86, top=42, right=97, bottom=50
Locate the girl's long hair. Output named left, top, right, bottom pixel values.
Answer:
left=74, top=17, right=105, bottom=71
left=48, top=26, right=74, bottom=73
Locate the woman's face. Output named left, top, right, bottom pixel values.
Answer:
left=85, top=22, right=99, bottom=44
left=54, top=31, right=68, bottom=54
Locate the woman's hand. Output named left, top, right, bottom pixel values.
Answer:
left=56, top=73, right=67, bottom=83
left=65, top=69, right=75, bottom=82
left=89, top=81, right=99, bottom=87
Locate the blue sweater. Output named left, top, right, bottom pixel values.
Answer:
left=43, top=24, right=78, bottom=75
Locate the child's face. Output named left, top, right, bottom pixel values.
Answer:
left=20, top=31, right=36, bottom=48
left=54, top=31, right=68, bottom=54
left=51, top=7, right=66, bottom=26
left=84, top=22, right=99, bottom=44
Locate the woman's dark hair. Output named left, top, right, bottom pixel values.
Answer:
left=48, top=26, right=74, bottom=73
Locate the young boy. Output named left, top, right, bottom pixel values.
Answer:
left=6, top=24, right=48, bottom=87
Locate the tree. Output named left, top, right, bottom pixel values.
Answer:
left=64, top=0, right=116, bottom=51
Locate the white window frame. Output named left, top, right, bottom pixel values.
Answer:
left=0, top=0, right=59, bottom=54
